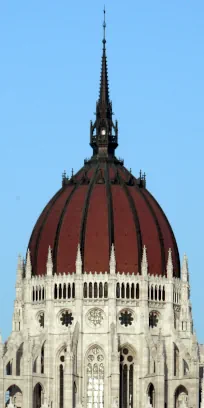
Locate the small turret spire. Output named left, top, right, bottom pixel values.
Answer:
left=90, top=9, right=118, bottom=158
left=141, top=245, right=148, bottom=276
left=166, top=248, right=173, bottom=279
left=181, top=253, right=189, bottom=282
left=46, top=246, right=53, bottom=276
left=26, top=249, right=32, bottom=279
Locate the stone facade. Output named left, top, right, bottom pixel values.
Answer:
left=1, top=245, right=203, bottom=408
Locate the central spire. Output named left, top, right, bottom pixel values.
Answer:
left=90, top=8, right=118, bottom=159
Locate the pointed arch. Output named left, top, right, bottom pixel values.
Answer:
left=174, top=385, right=188, bottom=408
left=33, top=382, right=44, bottom=408
left=119, top=344, right=136, bottom=408
left=85, top=344, right=105, bottom=408
left=147, top=383, right=155, bottom=407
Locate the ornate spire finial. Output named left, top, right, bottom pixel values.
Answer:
left=46, top=246, right=53, bottom=276
left=90, top=9, right=118, bottom=158
left=167, top=248, right=173, bottom=279
left=103, top=6, right=106, bottom=47
left=76, top=244, right=82, bottom=275
left=16, top=254, right=23, bottom=282
left=26, top=248, right=32, bottom=279
left=141, top=245, right=148, bottom=276
left=110, top=243, right=116, bottom=274
left=181, top=253, right=189, bottom=282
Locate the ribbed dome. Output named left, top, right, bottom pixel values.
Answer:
left=28, top=19, right=180, bottom=278
left=29, top=159, right=180, bottom=277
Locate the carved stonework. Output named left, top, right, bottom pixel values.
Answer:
left=87, top=308, right=104, bottom=328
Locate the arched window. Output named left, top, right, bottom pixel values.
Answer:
left=121, top=283, right=125, bottom=299
left=136, top=283, right=139, bottom=299
left=68, top=283, right=71, bottom=299
left=36, top=287, right=38, bottom=301
left=39, top=287, right=42, bottom=301
left=89, top=283, right=92, bottom=298
left=33, top=383, right=43, bottom=408
left=54, top=284, right=57, bottom=299
left=174, top=385, right=188, bottom=408
left=41, top=343, right=45, bottom=374
left=59, top=284, right=62, bottom=299
left=147, top=383, right=155, bottom=407
left=126, top=284, right=130, bottom=299
left=86, top=346, right=104, bottom=408
left=162, top=286, right=165, bottom=301
left=99, top=282, right=103, bottom=298
left=116, top=283, right=120, bottom=299
left=6, top=385, right=22, bottom=408
left=6, top=361, right=12, bottom=375
left=60, top=364, right=64, bottom=408
left=16, top=343, right=23, bottom=376
left=151, top=286, right=154, bottom=300
left=131, top=284, right=134, bottom=299
left=63, top=284, right=66, bottom=299
left=120, top=347, right=134, bottom=408
left=72, top=283, right=75, bottom=298
left=155, top=286, right=157, bottom=301
left=84, top=283, right=87, bottom=298
left=94, top=282, right=98, bottom=298
left=42, top=287, right=45, bottom=300
left=174, top=344, right=179, bottom=377
left=33, top=288, right=35, bottom=302
left=159, top=286, right=161, bottom=301
left=104, top=282, right=108, bottom=298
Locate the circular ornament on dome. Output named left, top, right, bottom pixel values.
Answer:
left=87, top=308, right=104, bottom=328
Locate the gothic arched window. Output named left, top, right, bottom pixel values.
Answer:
left=86, top=346, right=104, bottom=408
left=147, top=383, right=155, bottom=407
left=120, top=347, right=134, bottom=408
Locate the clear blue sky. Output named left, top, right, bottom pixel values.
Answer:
left=0, top=1, right=204, bottom=342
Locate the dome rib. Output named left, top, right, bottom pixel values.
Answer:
left=117, top=169, right=143, bottom=274
left=104, top=161, right=114, bottom=256
left=79, top=164, right=99, bottom=271
left=138, top=186, right=166, bottom=275
left=53, top=184, right=79, bottom=273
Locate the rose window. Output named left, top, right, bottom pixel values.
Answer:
left=60, top=311, right=74, bottom=327
left=149, top=311, right=159, bottom=328
left=119, top=310, right=134, bottom=326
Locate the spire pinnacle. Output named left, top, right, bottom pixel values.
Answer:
left=103, top=6, right=106, bottom=48
left=90, top=9, right=118, bottom=159
left=46, top=246, right=53, bottom=276
left=141, top=245, right=148, bottom=276
left=26, top=249, right=32, bottom=279
left=167, top=248, right=173, bottom=279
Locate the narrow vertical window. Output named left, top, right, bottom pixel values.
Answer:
left=60, top=364, right=64, bottom=408
left=104, top=282, right=108, bottom=298
left=84, top=283, right=87, bottom=298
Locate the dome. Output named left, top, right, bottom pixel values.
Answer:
left=28, top=24, right=180, bottom=278
left=29, top=160, right=180, bottom=277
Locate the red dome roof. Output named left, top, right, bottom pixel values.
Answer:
left=29, top=160, right=180, bottom=277
left=29, top=23, right=180, bottom=277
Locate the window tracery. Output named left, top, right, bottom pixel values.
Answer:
left=120, top=347, right=134, bottom=408
left=86, top=346, right=104, bottom=408
left=87, top=309, right=104, bottom=328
